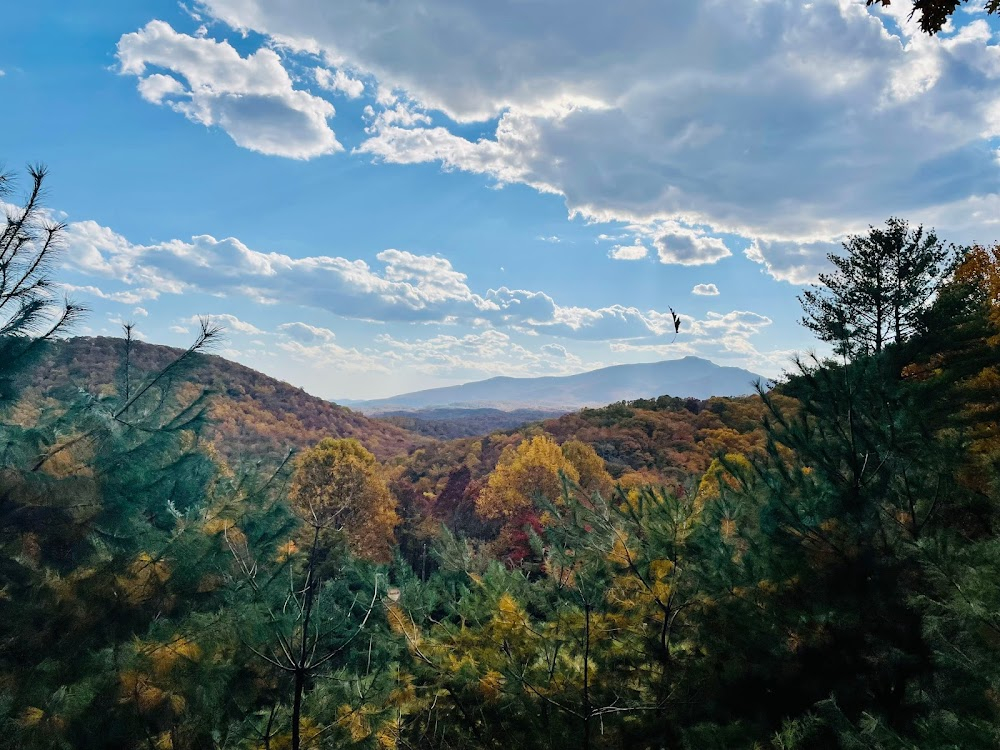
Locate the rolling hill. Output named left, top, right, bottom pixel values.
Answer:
left=21, top=336, right=430, bottom=463
left=352, top=356, right=766, bottom=413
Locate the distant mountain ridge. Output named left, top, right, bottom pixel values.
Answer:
left=352, top=356, right=766, bottom=413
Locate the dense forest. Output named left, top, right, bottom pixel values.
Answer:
left=1, top=167, right=999, bottom=749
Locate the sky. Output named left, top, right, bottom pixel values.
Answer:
left=1, top=0, right=998, bottom=401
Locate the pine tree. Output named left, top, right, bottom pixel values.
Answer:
left=799, top=217, right=952, bottom=356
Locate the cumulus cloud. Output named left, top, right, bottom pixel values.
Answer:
left=196, top=0, right=1000, bottom=271
left=117, top=20, right=341, bottom=158
left=541, top=343, right=571, bottom=358
left=59, top=283, right=157, bottom=305
left=654, top=230, right=731, bottom=266
left=608, top=242, right=648, bottom=260
left=375, top=330, right=586, bottom=379
left=60, top=218, right=673, bottom=340
left=278, top=321, right=337, bottom=343
left=183, top=313, right=263, bottom=334
left=746, top=238, right=842, bottom=285
left=275, top=338, right=387, bottom=374
left=691, top=283, right=719, bottom=296
left=314, top=67, right=364, bottom=98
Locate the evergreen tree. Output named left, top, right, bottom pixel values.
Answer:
left=799, top=217, right=952, bottom=357
left=0, top=165, right=84, bottom=402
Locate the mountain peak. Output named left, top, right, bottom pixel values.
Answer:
left=355, top=357, right=764, bottom=413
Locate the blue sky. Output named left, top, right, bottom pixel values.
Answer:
left=1, top=1, right=998, bottom=400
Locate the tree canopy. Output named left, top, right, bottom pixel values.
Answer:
left=867, top=0, right=1000, bottom=34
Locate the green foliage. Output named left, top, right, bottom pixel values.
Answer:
left=799, top=217, right=953, bottom=357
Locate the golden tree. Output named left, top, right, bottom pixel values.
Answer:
left=560, top=440, right=614, bottom=498
left=289, top=437, right=399, bottom=562
left=476, top=435, right=580, bottom=521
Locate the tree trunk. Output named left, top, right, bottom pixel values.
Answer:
left=293, top=525, right=321, bottom=750
left=291, top=668, right=305, bottom=750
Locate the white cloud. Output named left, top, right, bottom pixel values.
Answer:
left=746, top=238, right=842, bottom=285
left=59, top=282, right=158, bottom=305
left=654, top=230, right=731, bottom=266
left=691, top=283, right=719, bottom=296
left=608, top=242, right=648, bottom=260
left=196, top=0, right=1000, bottom=255
left=612, top=308, right=782, bottom=375
left=375, top=330, right=586, bottom=380
left=117, top=20, right=341, bottom=158
left=61, top=218, right=678, bottom=341
left=275, top=338, right=387, bottom=374
left=169, top=325, right=191, bottom=334
left=278, top=321, right=337, bottom=343
left=183, top=313, right=263, bottom=334
left=541, top=343, right=571, bottom=358
left=314, top=67, right=364, bottom=98
left=687, top=310, right=773, bottom=338
left=132, top=307, right=149, bottom=317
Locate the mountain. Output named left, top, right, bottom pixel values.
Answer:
left=352, top=356, right=766, bottom=413
left=22, top=337, right=429, bottom=463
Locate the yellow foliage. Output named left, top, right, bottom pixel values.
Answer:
left=386, top=603, right=421, bottom=646
left=149, top=636, right=203, bottom=676
left=493, top=592, right=527, bottom=637
left=337, top=704, right=372, bottom=743
left=561, top=440, right=613, bottom=497
left=388, top=669, right=416, bottom=707
left=39, top=434, right=95, bottom=478
left=651, top=580, right=672, bottom=602
left=203, top=517, right=233, bottom=536
left=695, top=454, right=751, bottom=509
left=477, top=436, right=580, bottom=520
left=275, top=540, right=298, bottom=563
left=268, top=718, right=323, bottom=750
left=376, top=724, right=400, bottom=749
left=607, top=532, right=635, bottom=567
left=757, top=579, right=778, bottom=595
left=118, top=552, right=171, bottom=605
left=649, top=558, right=674, bottom=581
left=290, top=438, right=400, bottom=562
left=119, top=671, right=167, bottom=713
left=720, top=517, right=737, bottom=539
left=479, top=669, right=505, bottom=701
left=19, top=707, right=45, bottom=727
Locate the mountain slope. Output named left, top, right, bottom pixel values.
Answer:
left=23, top=337, right=429, bottom=463
left=354, top=356, right=766, bottom=413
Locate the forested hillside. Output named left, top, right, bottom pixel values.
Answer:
left=17, top=336, right=429, bottom=463
left=2, top=167, right=1000, bottom=750
left=379, top=407, right=567, bottom=440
